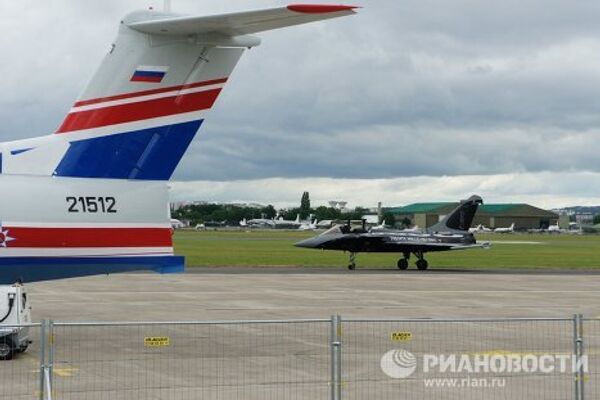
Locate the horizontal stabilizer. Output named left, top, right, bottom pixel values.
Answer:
left=127, top=4, right=359, bottom=37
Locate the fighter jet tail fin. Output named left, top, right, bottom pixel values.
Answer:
left=428, top=195, right=483, bottom=233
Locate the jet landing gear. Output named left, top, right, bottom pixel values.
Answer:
left=397, top=253, right=410, bottom=270
left=416, top=259, right=429, bottom=271
left=348, top=253, right=357, bottom=270
left=415, top=252, right=429, bottom=271
left=397, top=252, right=429, bottom=271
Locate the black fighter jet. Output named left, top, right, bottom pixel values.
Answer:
left=294, top=195, right=490, bottom=270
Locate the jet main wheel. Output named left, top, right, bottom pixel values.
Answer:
left=397, top=259, right=409, bottom=270
left=416, top=259, right=429, bottom=271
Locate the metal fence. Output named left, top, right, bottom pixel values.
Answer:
left=0, top=315, right=597, bottom=399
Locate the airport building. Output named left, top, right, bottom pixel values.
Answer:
left=385, top=202, right=560, bottom=230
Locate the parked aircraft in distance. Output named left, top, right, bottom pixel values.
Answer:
left=298, top=219, right=318, bottom=231
left=242, top=215, right=301, bottom=229
left=170, top=219, right=185, bottom=229
left=243, top=215, right=319, bottom=230
left=0, top=4, right=358, bottom=284
left=469, top=224, right=492, bottom=233
left=545, top=223, right=578, bottom=234
left=295, top=196, right=490, bottom=270
left=494, top=223, right=515, bottom=234
left=530, top=223, right=564, bottom=234
left=244, top=218, right=276, bottom=229
left=528, top=223, right=580, bottom=235
left=275, top=215, right=302, bottom=229
left=316, top=220, right=335, bottom=229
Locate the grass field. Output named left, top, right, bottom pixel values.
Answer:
left=174, top=230, right=600, bottom=270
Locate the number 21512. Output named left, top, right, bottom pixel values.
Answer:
left=66, top=197, right=117, bottom=213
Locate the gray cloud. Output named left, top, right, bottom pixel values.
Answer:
left=169, top=172, right=600, bottom=209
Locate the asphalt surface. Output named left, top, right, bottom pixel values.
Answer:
left=25, top=268, right=600, bottom=320
left=2, top=269, right=599, bottom=399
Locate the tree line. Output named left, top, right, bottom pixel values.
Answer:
left=171, top=191, right=387, bottom=226
left=171, top=203, right=379, bottom=225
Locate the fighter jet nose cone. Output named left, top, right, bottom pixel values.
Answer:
left=294, top=238, right=318, bottom=248
left=294, top=239, right=309, bottom=248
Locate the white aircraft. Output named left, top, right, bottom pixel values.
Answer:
left=245, top=218, right=276, bottom=228
left=316, top=220, right=334, bottom=229
left=242, top=214, right=304, bottom=229
left=170, top=219, right=185, bottom=229
left=0, top=3, right=358, bottom=284
left=494, top=223, right=515, bottom=234
left=469, top=224, right=492, bottom=233
left=298, top=219, right=318, bottom=231
left=547, top=223, right=562, bottom=233
left=274, top=215, right=302, bottom=229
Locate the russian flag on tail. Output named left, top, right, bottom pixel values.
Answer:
left=131, top=66, right=170, bottom=83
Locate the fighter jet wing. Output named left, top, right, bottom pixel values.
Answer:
left=454, top=242, right=491, bottom=250
left=380, top=238, right=491, bottom=251
left=128, top=5, right=359, bottom=36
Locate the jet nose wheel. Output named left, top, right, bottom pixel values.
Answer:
left=397, top=259, right=409, bottom=270
left=348, top=253, right=357, bottom=270
left=416, top=259, right=429, bottom=271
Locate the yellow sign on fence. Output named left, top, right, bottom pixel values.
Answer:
left=391, top=332, right=412, bottom=342
left=144, top=336, right=170, bottom=347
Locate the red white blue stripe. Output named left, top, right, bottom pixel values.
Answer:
left=50, top=77, right=229, bottom=180
left=57, top=78, right=227, bottom=134
left=0, top=223, right=182, bottom=283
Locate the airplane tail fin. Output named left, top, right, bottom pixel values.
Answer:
left=48, top=5, right=357, bottom=181
left=53, top=13, right=240, bottom=181
left=428, top=195, right=483, bottom=233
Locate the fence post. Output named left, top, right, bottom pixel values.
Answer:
left=336, top=315, right=342, bottom=400
left=48, top=320, right=55, bottom=396
left=330, top=315, right=343, bottom=400
left=573, top=314, right=585, bottom=400
left=38, top=319, right=47, bottom=400
left=573, top=314, right=579, bottom=400
left=38, top=319, right=55, bottom=400
left=330, top=315, right=335, bottom=400
left=577, top=314, right=585, bottom=400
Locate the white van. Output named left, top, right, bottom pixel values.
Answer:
left=0, top=285, right=32, bottom=360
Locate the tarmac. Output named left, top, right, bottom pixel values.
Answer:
left=26, top=268, right=600, bottom=321
left=3, top=269, right=600, bottom=399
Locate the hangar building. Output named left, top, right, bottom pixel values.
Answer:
left=385, top=202, right=560, bottom=231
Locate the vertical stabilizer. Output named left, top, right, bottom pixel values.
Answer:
left=53, top=10, right=245, bottom=180
left=428, top=195, right=483, bottom=233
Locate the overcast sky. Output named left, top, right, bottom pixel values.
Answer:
left=2, top=1, right=600, bottom=208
